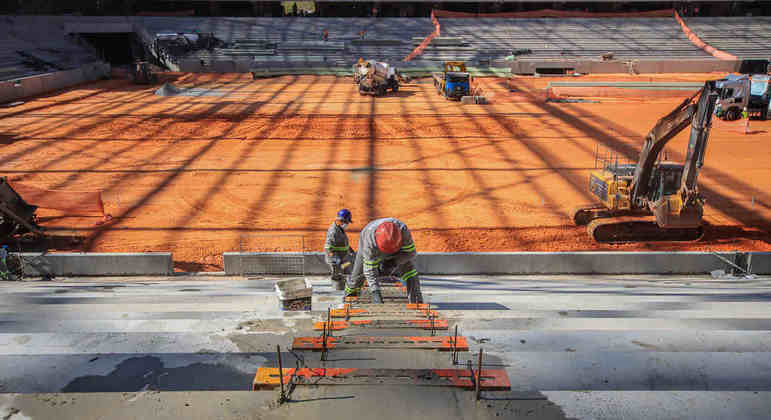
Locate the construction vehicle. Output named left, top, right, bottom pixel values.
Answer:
left=715, top=74, right=769, bottom=121
left=571, top=81, right=719, bottom=243
left=0, top=177, right=41, bottom=241
left=130, top=61, right=159, bottom=84
left=433, top=61, right=470, bottom=100
left=354, top=59, right=400, bottom=96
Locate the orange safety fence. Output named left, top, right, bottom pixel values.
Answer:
left=432, top=8, right=675, bottom=19
left=8, top=181, right=110, bottom=220
left=674, top=10, right=737, bottom=61
left=403, top=10, right=441, bottom=62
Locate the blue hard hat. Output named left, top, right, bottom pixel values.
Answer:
left=336, top=208, right=352, bottom=223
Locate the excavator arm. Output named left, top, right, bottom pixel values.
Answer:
left=629, top=89, right=700, bottom=204
left=629, top=81, right=718, bottom=206
left=679, top=81, right=718, bottom=200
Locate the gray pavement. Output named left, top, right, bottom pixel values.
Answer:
left=0, top=274, right=770, bottom=419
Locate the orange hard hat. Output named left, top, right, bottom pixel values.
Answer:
left=375, top=221, right=402, bottom=254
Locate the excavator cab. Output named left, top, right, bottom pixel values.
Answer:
left=649, top=163, right=684, bottom=203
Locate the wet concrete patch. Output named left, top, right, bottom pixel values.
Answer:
left=236, top=318, right=314, bottom=333
left=260, top=386, right=572, bottom=420
left=61, top=356, right=256, bottom=392
left=227, top=333, right=288, bottom=353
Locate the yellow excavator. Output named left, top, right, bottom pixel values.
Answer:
left=572, top=80, right=719, bottom=242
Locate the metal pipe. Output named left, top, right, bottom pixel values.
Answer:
left=475, top=348, right=483, bottom=400
left=277, top=344, right=285, bottom=402
left=452, top=325, right=458, bottom=364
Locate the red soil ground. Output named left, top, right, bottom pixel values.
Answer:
left=1, top=73, right=769, bottom=271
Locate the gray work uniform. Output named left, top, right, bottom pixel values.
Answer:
left=346, top=218, right=423, bottom=303
left=324, top=222, right=352, bottom=281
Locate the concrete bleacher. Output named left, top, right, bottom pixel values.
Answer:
left=437, top=18, right=714, bottom=64
left=683, top=17, right=771, bottom=59
left=0, top=16, right=99, bottom=81
left=2, top=15, right=768, bottom=76
left=136, top=17, right=431, bottom=68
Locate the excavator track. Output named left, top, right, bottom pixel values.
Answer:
left=587, top=216, right=704, bottom=243
left=570, top=203, right=611, bottom=226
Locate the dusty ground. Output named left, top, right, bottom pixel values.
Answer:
left=1, top=73, right=769, bottom=270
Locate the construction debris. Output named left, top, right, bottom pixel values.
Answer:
left=275, top=277, right=312, bottom=311
left=154, top=83, right=228, bottom=97
left=460, top=95, right=487, bottom=104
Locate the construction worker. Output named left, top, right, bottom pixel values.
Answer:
left=345, top=218, right=423, bottom=304
left=325, top=209, right=355, bottom=290
left=0, top=245, right=10, bottom=281
left=743, top=106, right=750, bottom=134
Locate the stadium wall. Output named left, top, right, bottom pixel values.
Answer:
left=0, top=62, right=110, bottom=104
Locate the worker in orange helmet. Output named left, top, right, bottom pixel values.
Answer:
left=345, top=218, right=422, bottom=304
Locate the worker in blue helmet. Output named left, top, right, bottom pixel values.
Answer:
left=0, top=245, right=10, bottom=281
left=324, top=209, right=356, bottom=290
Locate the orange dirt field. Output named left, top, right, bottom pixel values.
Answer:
left=1, top=72, right=769, bottom=271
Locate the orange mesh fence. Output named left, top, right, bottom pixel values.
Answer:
left=432, top=8, right=675, bottom=19
left=9, top=181, right=107, bottom=216
left=674, top=11, right=737, bottom=61
left=403, top=10, right=441, bottom=62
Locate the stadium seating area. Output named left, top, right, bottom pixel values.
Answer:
left=682, top=17, right=771, bottom=59
left=140, top=17, right=430, bottom=67
left=1, top=14, right=771, bottom=79
left=437, top=18, right=715, bottom=62
left=0, top=16, right=99, bottom=81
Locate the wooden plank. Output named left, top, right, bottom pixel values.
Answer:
left=313, top=319, right=448, bottom=331
left=253, top=367, right=510, bottom=391
left=292, top=335, right=469, bottom=351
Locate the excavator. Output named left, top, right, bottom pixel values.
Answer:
left=571, top=80, right=718, bottom=243
left=0, top=177, right=41, bottom=242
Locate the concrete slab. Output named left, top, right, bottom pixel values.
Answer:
left=0, top=62, right=109, bottom=102
left=18, top=252, right=173, bottom=276
left=225, top=252, right=764, bottom=275
left=511, top=59, right=739, bottom=75
left=0, top=274, right=770, bottom=418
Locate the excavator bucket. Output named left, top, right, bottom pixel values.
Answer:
left=0, top=177, right=40, bottom=240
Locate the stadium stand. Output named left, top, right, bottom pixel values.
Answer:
left=436, top=18, right=714, bottom=64
left=138, top=17, right=431, bottom=68
left=2, top=14, right=769, bottom=75
left=683, top=17, right=771, bottom=59
left=0, top=16, right=99, bottom=81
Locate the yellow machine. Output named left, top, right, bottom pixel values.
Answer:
left=444, top=61, right=467, bottom=73
left=433, top=61, right=471, bottom=100
left=572, top=81, right=719, bottom=242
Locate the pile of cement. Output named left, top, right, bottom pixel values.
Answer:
left=153, top=82, right=183, bottom=97
left=154, top=83, right=228, bottom=97
left=461, top=95, right=488, bottom=104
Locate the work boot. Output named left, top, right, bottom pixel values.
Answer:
left=371, top=290, right=384, bottom=304
left=343, top=286, right=360, bottom=303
